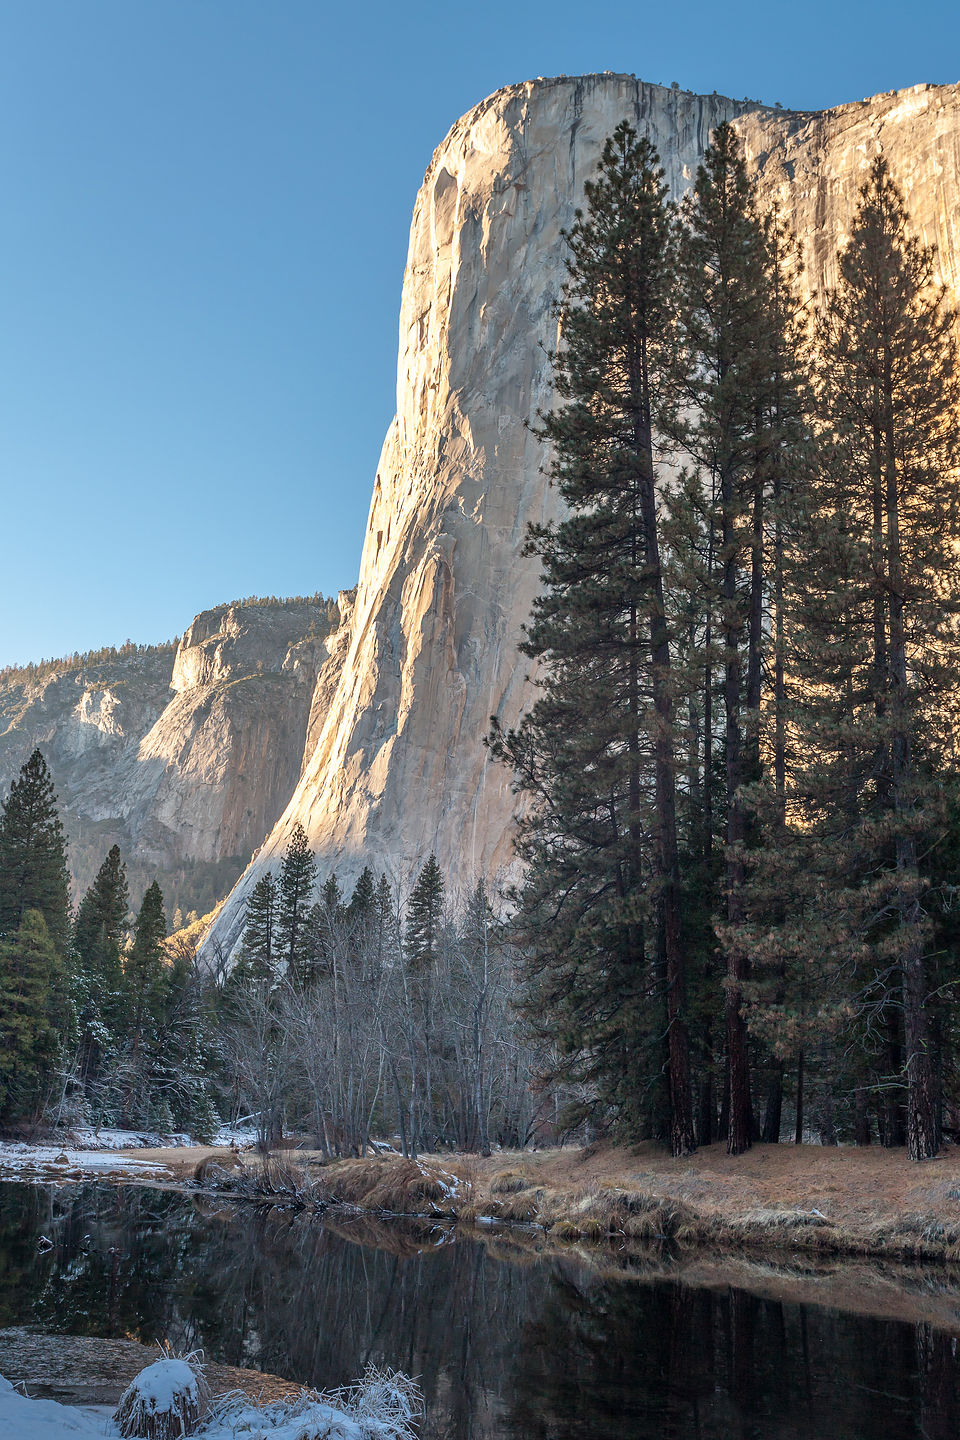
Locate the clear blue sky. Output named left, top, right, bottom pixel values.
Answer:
left=2, top=1, right=957, bottom=667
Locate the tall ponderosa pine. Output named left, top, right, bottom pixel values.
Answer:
left=670, top=124, right=808, bottom=1153
left=277, top=823, right=318, bottom=982
left=490, top=123, right=695, bottom=1154
left=0, top=750, right=70, bottom=956
left=803, top=156, right=960, bottom=1159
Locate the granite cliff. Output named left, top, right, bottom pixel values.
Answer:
left=204, top=72, right=960, bottom=960
left=0, top=596, right=340, bottom=912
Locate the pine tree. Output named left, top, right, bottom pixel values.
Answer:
left=489, top=123, right=695, bottom=1153
left=804, top=155, right=960, bottom=1159
left=236, top=872, right=277, bottom=983
left=0, top=750, right=70, bottom=956
left=347, top=866, right=376, bottom=931
left=405, top=855, right=444, bottom=972
left=670, top=124, right=808, bottom=1152
left=72, top=844, right=130, bottom=1064
left=0, top=909, right=66, bottom=1121
left=118, top=881, right=168, bottom=1126
left=127, top=881, right=167, bottom=1045
left=277, top=824, right=318, bottom=982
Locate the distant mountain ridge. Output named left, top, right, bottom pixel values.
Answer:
left=0, top=592, right=345, bottom=915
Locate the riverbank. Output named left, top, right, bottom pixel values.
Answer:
left=149, top=1139, right=960, bottom=1263
left=6, top=1136, right=960, bottom=1264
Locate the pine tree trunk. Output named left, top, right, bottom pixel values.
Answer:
left=722, top=463, right=752, bottom=1156
left=636, top=358, right=695, bottom=1158
left=794, top=1048, right=804, bottom=1145
left=884, top=392, right=939, bottom=1160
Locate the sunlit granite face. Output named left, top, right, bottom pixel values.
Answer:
left=206, top=75, right=960, bottom=958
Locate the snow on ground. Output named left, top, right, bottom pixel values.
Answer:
left=0, top=1144, right=163, bottom=1181
left=63, top=1129, right=193, bottom=1151
left=0, top=1367, right=423, bottom=1440
left=211, top=1125, right=258, bottom=1147
left=0, top=1376, right=104, bottom=1437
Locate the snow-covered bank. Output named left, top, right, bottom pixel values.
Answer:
left=63, top=1129, right=193, bottom=1152
left=0, top=1364, right=422, bottom=1439
left=0, top=1143, right=164, bottom=1182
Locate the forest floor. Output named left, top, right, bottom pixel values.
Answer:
left=132, top=1138, right=960, bottom=1264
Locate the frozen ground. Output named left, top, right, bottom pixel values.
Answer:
left=0, top=1368, right=422, bottom=1440
left=0, top=1143, right=164, bottom=1181
left=63, top=1129, right=193, bottom=1151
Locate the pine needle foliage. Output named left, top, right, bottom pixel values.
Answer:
left=490, top=123, right=695, bottom=1153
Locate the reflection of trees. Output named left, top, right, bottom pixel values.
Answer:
left=3, top=1182, right=960, bottom=1440
left=507, top=1274, right=959, bottom=1439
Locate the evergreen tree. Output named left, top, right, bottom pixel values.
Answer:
left=0, top=909, right=66, bottom=1121
left=347, top=866, right=376, bottom=931
left=807, top=156, right=960, bottom=1159
left=738, top=156, right=960, bottom=1160
left=489, top=123, right=695, bottom=1153
left=127, top=881, right=167, bottom=1046
left=72, top=844, right=130, bottom=1066
left=670, top=124, right=808, bottom=1153
left=236, top=872, right=277, bottom=983
left=405, top=855, right=444, bottom=971
left=277, top=824, right=318, bottom=982
left=0, top=750, right=70, bottom=956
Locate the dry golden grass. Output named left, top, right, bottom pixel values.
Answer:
left=134, top=1138, right=960, bottom=1262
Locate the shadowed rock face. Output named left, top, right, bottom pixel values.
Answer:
left=0, top=599, right=339, bottom=908
left=194, top=73, right=955, bottom=957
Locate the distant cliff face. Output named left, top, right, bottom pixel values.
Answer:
left=0, top=598, right=340, bottom=910
left=205, top=73, right=960, bottom=961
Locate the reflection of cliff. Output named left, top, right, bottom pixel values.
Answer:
left=207, top=74, right=960, bottom=961
left=0, top=595, right=341, bottom=912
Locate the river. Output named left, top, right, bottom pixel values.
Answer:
left=0, top=1179, right=958, bottom=1438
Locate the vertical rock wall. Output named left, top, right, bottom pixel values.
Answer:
left=206, top=74, right=960, bottom=959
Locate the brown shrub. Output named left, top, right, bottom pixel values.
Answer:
left=490, top=1170, right=531, bottom=1195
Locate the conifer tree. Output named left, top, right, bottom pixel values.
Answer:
left=405, top=855, right=444, bottom=972
left=277, top=823, right=318, bottom=983
left=127, top=881, right=167, bottom=1046
left=0, top=750, right=70, bottom=956
left=73, top=844, right=130, bottom=1047
left=237, top=872, right=277, bottom=983
left=0, top=909, right=66, bottom=1121
left=804, top=155, right=960, bottom=1159
left=490, top=123, right=695, bottom=1153
left=670, top=124, right=808, bottom=1152
left=347, top=866, right=376, bottom=931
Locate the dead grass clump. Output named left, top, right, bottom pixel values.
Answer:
left=114, top=1355, right=211, bottom=1438
left=490, top=1169, right=531, bottom=1195
left=736, top=1207, right=836, bottom=1232
left=234, top=1155, right=322, bottom=1206
left=193, top=1154, right=241, bottom=1187
left=492, top=1187, right=545, bottom=1222
left=355, top=1158, right=454, bottom=1213
left=457, top=1199, right=503, bottom=1224
left=321, top=1158, right=395, bottom=1204
left=886, top=1214, right=960, bottom=1247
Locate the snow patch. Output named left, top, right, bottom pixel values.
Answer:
left=0, top=1143, right=163, bottom=1180
left=65, top=1129, right=193, bottom=1151
left=0, top=1365, right=423, bottom=1440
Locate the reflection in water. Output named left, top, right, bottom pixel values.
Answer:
left=0, top=1182, right=958, bottom=1439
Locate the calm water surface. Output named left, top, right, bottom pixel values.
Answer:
left=0, top=1179, right=958, bottom=1438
